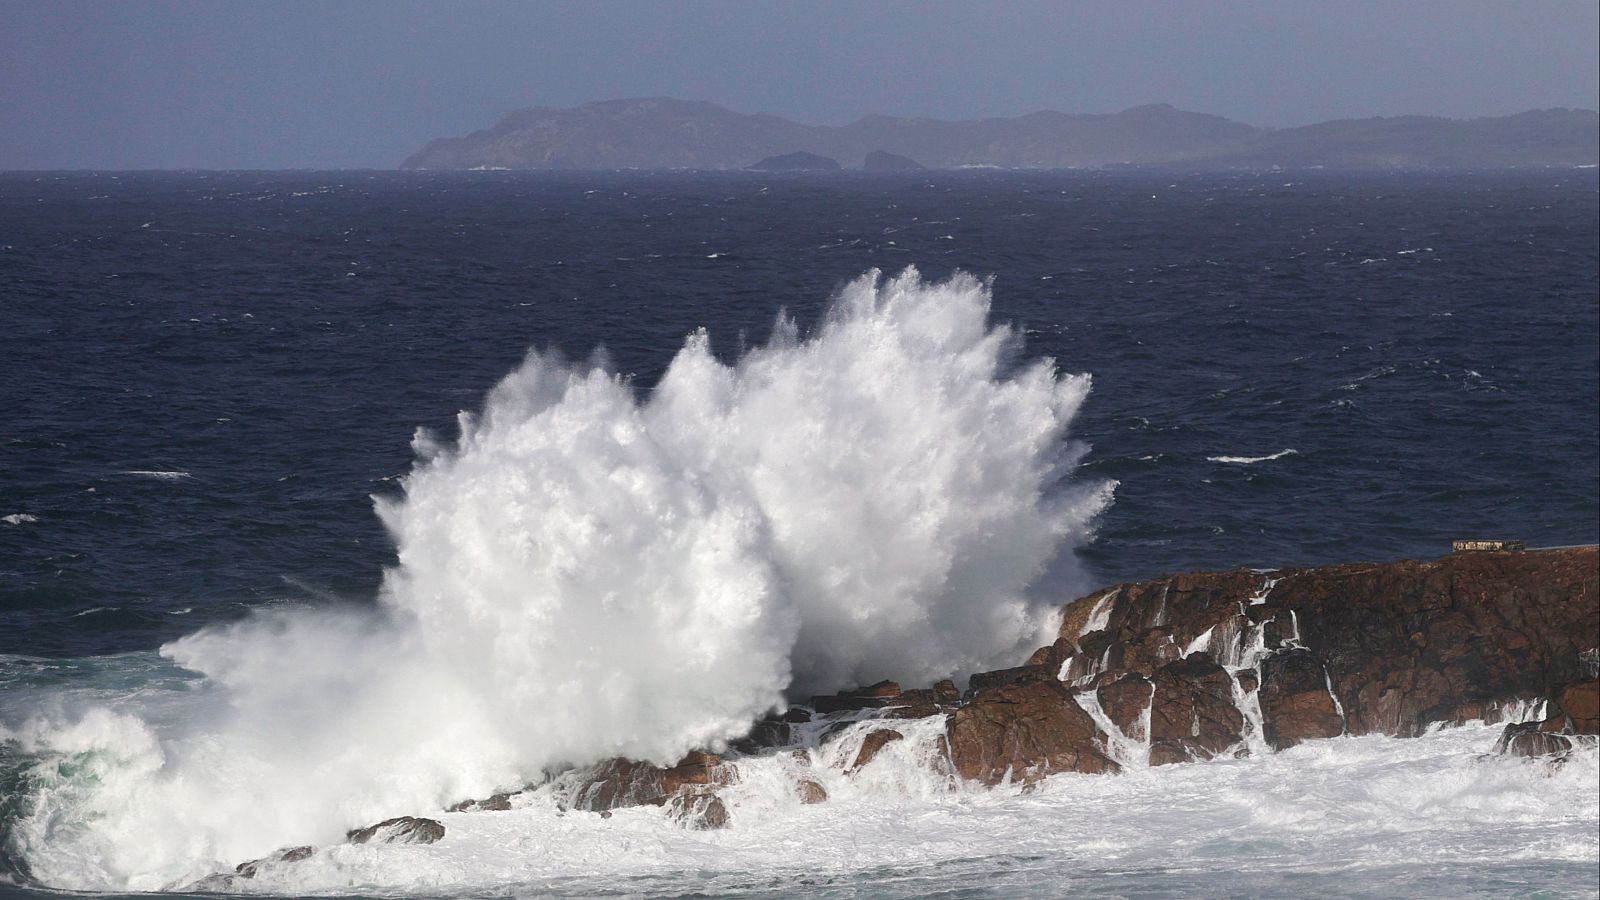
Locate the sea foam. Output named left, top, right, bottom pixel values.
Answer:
left=0, top=268, right=1112, bottom=889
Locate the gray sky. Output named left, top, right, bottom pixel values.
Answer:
left=2, top=0, right=1596, bottom=169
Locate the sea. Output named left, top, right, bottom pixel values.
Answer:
left=0, top=170, right=1596, bottom=897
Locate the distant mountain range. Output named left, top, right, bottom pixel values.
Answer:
left=401, top=98, right=1599, bottom=171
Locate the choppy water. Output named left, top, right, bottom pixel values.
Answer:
left=1, top=170, right=1597, bottom=896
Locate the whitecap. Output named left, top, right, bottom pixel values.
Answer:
left=2, top=513, right=37, bottom=525
left=121, top=470, right=192, bottom=480
left=1208, top=449, right=1299, bottom=465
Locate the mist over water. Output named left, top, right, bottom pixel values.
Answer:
left=0, top=269, right=1110, bottom=889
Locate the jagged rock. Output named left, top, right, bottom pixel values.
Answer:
left=1097, top=673, right=1152, bottom=738
left=946, top=678, right=1118, bottom=785
left=447, top=791, right=516, bottom=812
left=1259, top=648, right=1345, bottom=750
left=568, top=758, right=668, bottom=811
left=967, top=664, right=1054, bottom=697
left=1026, top=638, right=1077, bottom=673
left=1554, top=680, right=1599, bottom=733
left=733, top=707, right=813, bottom=751
left=795, top=778, right=828, bottom=804
left=812, top=679, right=902, bottom=713
left=1049, top=549, right=1599, bottom=742
left=849, top=729, right=904, bottom=771
left=933, top=679, right=962, bottom=705
left=568, top=751, right=736, bottom=812
left=884, top=689, right=942, bottom=719
left=666, top=788, right=730, bottom=830
left=1235, top=670, right=1260, bottom=693
left=236, top=846, right=314, bottom=878
left=1147, top=740, right=1193, bottom=767
left=664, top=750, right=738, bottom=794
left=346, top=816, right=445, bottom=845
left=1496, top=721, right=1574, bottom=757
left=1147, top=653, right=1245, bottom=763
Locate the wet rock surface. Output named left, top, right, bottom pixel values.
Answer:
left=567, top=750, right=738, bottom=812
left=795, top=777, right=828, bottom=804
left=1097, top=673, right=1153, bottom=739
left=235, top=846, right=314, bottom=878
left=1052, top=548, right=1598, bottom=744
left=1496, top=720, right=1575, bottom=758
left=666, top=788, right=730, bottom=830
left=346, top=816, right=445, bottom=845
left=1258, top=648, right=1346, bottom=750
left=848, top=729, right=904, bottom=772
left=945, top=678, right=1118, bottom=784
left=1148, top=653, right=1246, bottom=761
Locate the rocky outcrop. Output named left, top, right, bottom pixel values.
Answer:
left=811, top=680, right=903, bottom=714
left=945, top=678, right=1118, bottom=784
left=346, top=817, right=445, bottom=845
left=567, top=751, right=738, bottom=813
left=795, top=778, right=828, bottom=804
left=848, top=729, right=904, bottom=772
left=749, top=151, right=840, bottom=171
left=666, top=789, right=730, bottom=830
left=1052, top=548, right=1598, bottom=747
left=1495, top=721, right=1574, bottom=758
left=1551, top=680, right=1599, bottom=733
left=235, top=846, right=314, bottom=879
left=207, top=548, right=1596, bottom=878
left=447, top=791, right=516, bottom=812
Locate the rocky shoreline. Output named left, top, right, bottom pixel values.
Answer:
left=209, top=547, right=1598, bottom=886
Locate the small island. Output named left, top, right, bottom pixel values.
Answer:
left=749, top=151, right=841, bottom=171
left=863, top=150, right=924, bottom=171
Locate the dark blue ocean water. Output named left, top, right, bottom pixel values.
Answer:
left=2, top=170, right=1597, bottom=659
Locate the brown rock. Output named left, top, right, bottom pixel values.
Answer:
left=666, top=788, right=730, bottom=830
left=967, top=664, right=1054, bottom=696
left=1038, top=548, right=1599, bottom=740
left=884, top=688, right=946, bottom=719
left=1259, top=649, right=1345, bottom=750
left=795, top=778, right=828, bottom=804
left=945, top=678, right=1118, bottom=785
left=662, top=750, right=737, bottom=795
left=1096, top=674, right=1152, bottom=739
left=567, top=752, right=736, bottom=813
left=1147, top=741, right=1192, bottom=767
left=1496, top=720, right=1574, bottom=757
left=346, top=817, right=445, bottom=845
left=1235, top=670, right=1259, bottom=693
left=448, top=791, right=516, bottom=813
left=933, top=679, right=962, bottom=705
left=235, top=846, right=314, bottom=878
left=1555, top=680, right=1599, bottom=733
left=848, top=729, right=904, bottom=771
left=811, top=680, right=901, bottom=714
left=1147, top=653, right=1245, bottom=763
left=568, top=758, right=667, bottom=811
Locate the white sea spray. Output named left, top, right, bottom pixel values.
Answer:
left=1, top=269, right=1113, bottom=889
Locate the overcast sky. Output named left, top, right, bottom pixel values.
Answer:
left=3, top=0, right=1596, bottom=169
